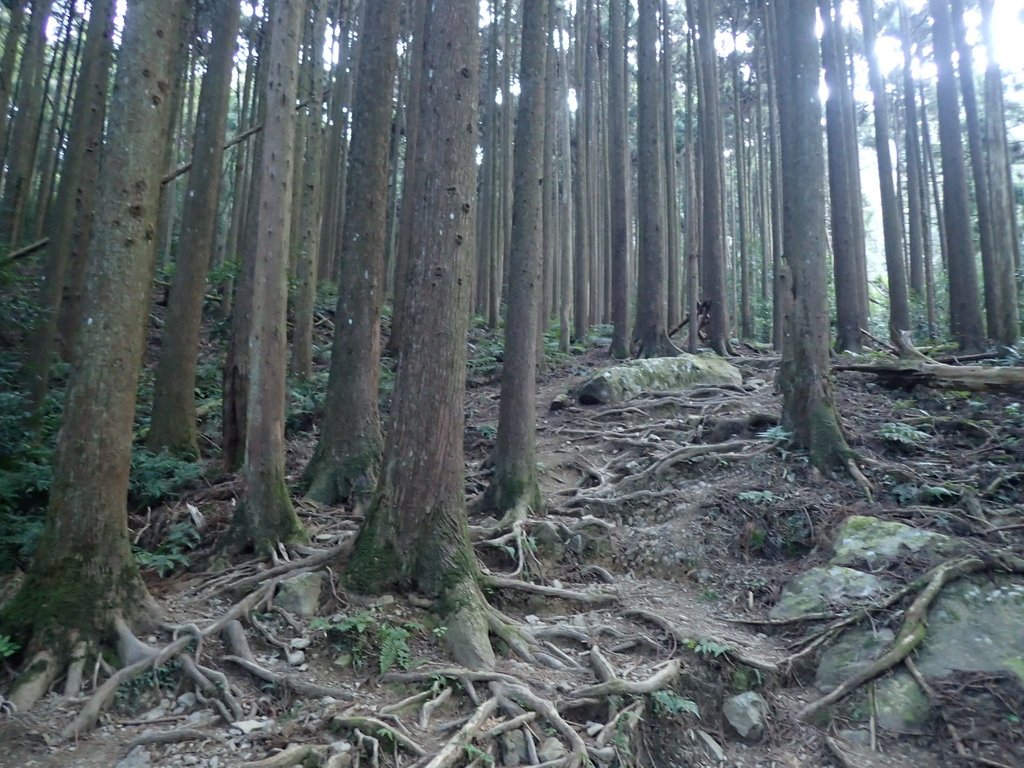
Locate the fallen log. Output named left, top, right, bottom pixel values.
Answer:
left=833, top=359, right=1024, bottom=392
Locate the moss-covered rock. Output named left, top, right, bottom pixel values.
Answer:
left=769, top=565, right=888, bottom=621
left=830, top=515, right=959, bottom=570
left=577, top=355, right=742, bottom=405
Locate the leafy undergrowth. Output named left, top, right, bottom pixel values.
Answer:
left=0, top=293, right=1022, bottom=766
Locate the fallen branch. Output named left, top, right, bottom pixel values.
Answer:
left=480, top=573, right=617, bottom=605
left=421, top=697, right=497, bottom=768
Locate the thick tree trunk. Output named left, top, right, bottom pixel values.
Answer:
left=0, top=0, right=185, bottom=699
left=821, top=0, right=864, bottom=353
left=482, top=0, right=547, bottom=522
left=230, top=0, right=307, bottom=554
left=346, top=0, right=493, bottom=669
left=775, top=0, right=852, bottom=472
left=928, top=0, right=985, bottom=351
left=302, top=0, right=401, bottom=505
left=696, top=0, right=731, bottom=355
left=899, top=2, right=926, bottom=304
left=634, top=0, right=676, bottom=357
left=148, top=0, right=241, bottom=457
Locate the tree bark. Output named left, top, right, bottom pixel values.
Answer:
left=302, top=0, right=401, bottom=505
left=774, top=0, right=852, bottom=472
left=148, top=0, right=241, bottom=457
left=608, top=0, right=630, bottom=359
left=928, top=0, right=985, bottom=351
left=346, top=0, right=494, bottom=669
left=0, top=0, right=185, bottom=682
left=481, top=0, right=547, bottom=522
left=229, top=0, right=307, bottom=554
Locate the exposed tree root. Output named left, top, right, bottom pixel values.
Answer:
left=418, top=696, right=497, bottom=768
left=124, top=720, right=224, bottom=752
left=223, top=655, right=355, bottom=700
left=480, top=573, right=617, bottom=606
left=332, top=714, right=426, bottom=756
left=797, top=556, right=986, bottom=722
left=625, top=609, right=779, bottom=673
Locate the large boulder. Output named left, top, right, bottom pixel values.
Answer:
left=577, top=355, right=742, bottom=405
left=275, top=572, right=324, bottom=617
left=830, top=515, right=959, bottom=570
left=769, top=565, right=888, bottom=621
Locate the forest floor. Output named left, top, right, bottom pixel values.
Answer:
left=2, top=319, right=1023, bottom=768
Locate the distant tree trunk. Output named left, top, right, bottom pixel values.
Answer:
left=148, top=0, right=241, bottom=458
left=223, top=18, right=270, bottom=472
left=557, top=6, right=573, bottom=354
left=228, top=0, right=307, bottom=555
left=572, top=2, right=592, bottom=342
left=345, top=0, right=496, bottom=670
left=608, top=0, right=630, bottom=359
left=898, top=1, right=926, bottom=304
left=0, top=2, right=27, bottom=170
left=774, top=0, right=852, bottom=473
left=302, top=0, right=401, bottom=505
left=289, top=0, right=329, bottom=380
left=0, top=0, right=49, bottom=244
left=858, top=0, right=910, bottom=339
left=695, top=0, right=731, bottom=355
left=0, top=0, right=184, bottom=706
left=481, top=0, right=547, bottom=522
left=928, top=0, right=985, bottom=351
left=22, top=0, right=115, bottom=414
left=683, top=19, right=700, bottom=353
left=663, top=0, right=682, bottom=331
left=978, top=0, right=1019, bottom=348
left=949, top=0, right=998, bottom=341
left=634, top=0, right=675, bottom=357
left=386, top=0, right=425, bottom=356
left=821, top=0, right=864, bottom=352
left=475, top=5, right=499, bottom=323
left=764, top=0, right=785, bottom=351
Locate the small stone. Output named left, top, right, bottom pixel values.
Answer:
left=276, top=573, right=324, bottom=617
left=499, top=729, right=530, bottom=766
left=290, top=637, right=311, bottom=650
left=232, top=719, right=272, bottom=735
left=181, top=756, right=200, bottom=766
left=208, top=757, right=220, bottom=768
left=115, top=746, right=152, bottom=768
left=537, top=737, right=567, bottom=762
left=722, top=691, right=769, bottom=742
left=176, top=692, right=197, bottom=709
left=286, top=650, right=306, bottom=666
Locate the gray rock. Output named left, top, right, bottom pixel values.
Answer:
left=830, top=515, right=958, bottom=570
left=537, top=736, right=567, bottom=762
left=115, top=747, right=152, bottom=768
left=275, top=572, right=324, bottom=617
left=770, top=566, right=887, bottom=621
left=531, top=521, right=565, bottom=564
left=816, top=627, right=896, bottom=692
left=499, top=729, right=530, bottom=766
left=915, top=575, right=1024, bottom=683
left=722, top=691, right=768, bottom=742
left=577, top=355, right=742, bottom=405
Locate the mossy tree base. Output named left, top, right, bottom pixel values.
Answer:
left=229, top=465, right=307, bottom=557
left=302, top=437, right=382, bottom=507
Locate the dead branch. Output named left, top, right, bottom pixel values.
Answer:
left=421, top=697, right=497, bottom=768
left=332, top=716, right=426, bottom=756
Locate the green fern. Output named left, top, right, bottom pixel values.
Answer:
left=650, top=690, right=700, bottom=718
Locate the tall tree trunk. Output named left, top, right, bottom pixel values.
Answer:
left=0, top=0, right=50, bottom=244
left=22, top=0, right=116, bottom=414
left=634, top=0, right=675, bottom=356
left=148, top=0, right=241, bottom=458
left=482, top=0, right=547, bottom=522
left=858, top=0, right=910, bottom=339
left=302, top=0, right=401, bottom=505
left=898, top=1, right=926, bottom=303
left=345, top=0, right=495, bottom=670
left=0, top=0, right=185, bottom=707
left=608, top=0, right=630, bottom=358
left=821, top=0, right=864, bottom=352
left=978, top=0, right=1019, bottom=348
left=663, top=0, right=681, bottom=331
left=774, top=0, right=852, bottom=472
left=229, top=0, right=308, bottom=555
left=0, top=1, right=27, bottom=171
left=289, top=0, right=329, bottom=379
left=928, top=0, right=984, bottom=351
left=572, top=1, right=592, bottom=342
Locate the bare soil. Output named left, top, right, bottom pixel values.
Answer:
left=2, top=335, right=1023, bottom=768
